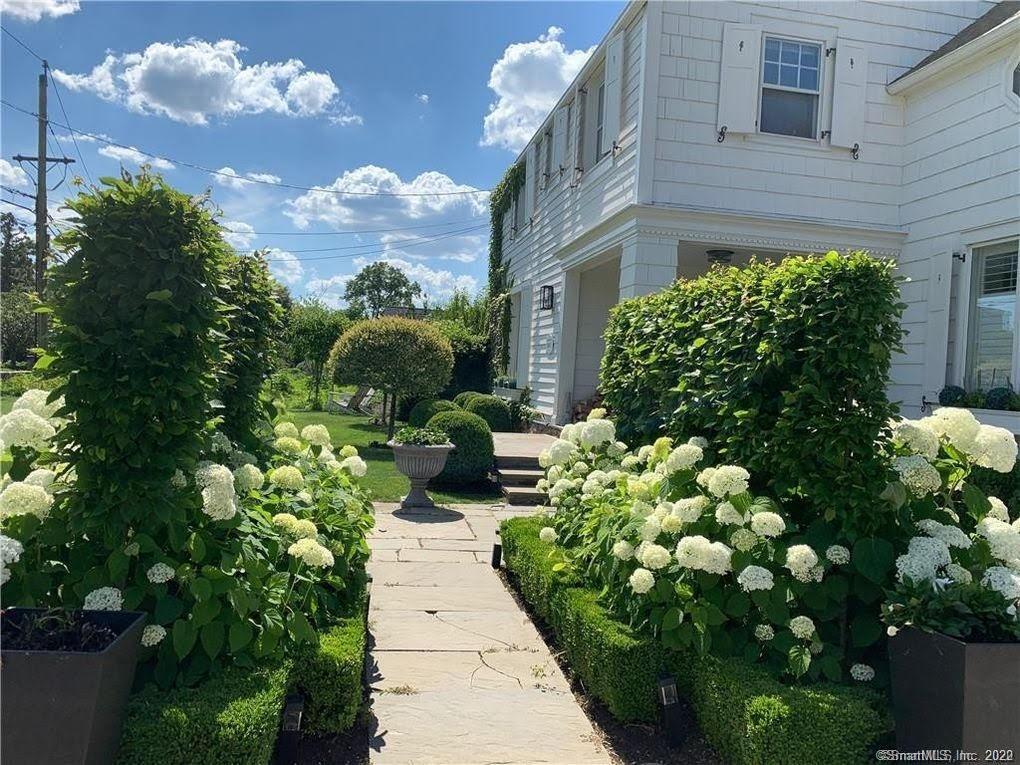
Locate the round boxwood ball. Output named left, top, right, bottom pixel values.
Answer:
left=938, top=385, right=966, bottom=406
left=453, top=391, right=486, bottom=408
left=426, top=410, right=493, bottom=483
left=408, top=398, right=460, bottom=427
left=464, top=394, right=512, bottom=432
left=985, top=387, right=1013, bottom=411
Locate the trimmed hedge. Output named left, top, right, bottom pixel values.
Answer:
left=600, top=252, right=905, bottom=533
left=500, top=516, right=891, bottom=763
left=432, top=319, right=493, bottom=400
left=427, top=409, right=494, bottom=483
left=464, top=394, right=512, bottom=432
left=408, top=398, right=460, bottom=428
left=453, top=390, right=486, bottom=408
left=291, top=595, right=368, bottom=734
left=116, top=663, right=291, bottom=765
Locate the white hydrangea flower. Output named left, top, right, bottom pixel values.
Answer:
left=946, top=563, right=972, bottom=584
left=0, top=408, right=56, bottom=451
left=916, top=518, right=972, bottom=549
left=640, top=516, right=661, bottom=542
left=674, top=496, right=709, bottom=523
left=572, top=461, right=590, bottom=476
left=141, top=624, right=167, bottom=647
left=890, top=418, right=940, bottom=460
left=199, top=464, right=237, bottom=520
left=559, top=423, right=581, bottom=444
left=339, top=445, right=358, bottom=459
left=84, top=586, right=123, bottom=611
left=587, top=408, right=607, bottom=421
left=750, top=511, right=785, bottom=538
left=612, top=540, right=635, bottom=560
left=976, top=517, right=1020, bottom=563
left=274, top=421, right=300, bottom=439
left=731, top=528, right=759, bottom=552
left=288, top=538, right=335, bottom=568
left=270, top=465, right=305, bottom=490
left=987, top=497, right=1011, bottom=522
left=660, top=513, right=682, bottom=533
left=12, top=389, right=65, bottom=419
left=229, top=450, right=257, bottom=467
left=737, top=565, right=774, bottom=592
left=715, top=501, right=746, bottom=526
left=640, top=543, right=671, bottom=570
left=546, top=439, right=578, bottom=467
left=982, top=566, right=1020, bottom=600
left=698, top=465, right=750, bottom=498
left=539, top=527, right=558, bottom=544
left=608, top=440, right=629, bottom=456
left=621, top=455, right=641, bottom=470
left=922, top=407, right=981, bottom=453
left=146, top=562, right=176, bottom=584
left=629, top=567, right=655, bottom=594
left=754, top=624, right=774, bottom=641
left=293, top=518, right=318, bottom=538
left=0, top=534, right=24, bottom=567
left=170, top=469, right=188, bottom=489
left=664, top=444, right=703, bottom=473
left=789, top=615, right=815, bottom=640
left=825, top=545, right=850, bottom=565
left=675, top=535, right=732, bottom=575
left=275, top=436, right=304, bottom=455
left=887, top=625, right=899, bottom=637
left=209, top=431, right=232, bottom=454
left=850, top=663, right=875, bottom=682
left=896, top=536, right=952, bottom=583
left=785, top=545, right=820, bottom=582
left=687, top=436, right=709, bottom=449
left=637, top=445, right=654, bottom=461
left=970, top=425, right=1018, bottom=474
left=23, top=468, right=56, bottom=492
left=124, top=542, right=140, bottom=557
left=893, top=455, right=942, bottom=496
left=301, top=424, right=331, bottom=447
left=233, top=463, right=265, bottom=493
left=0, top=481, right=53, bottom=519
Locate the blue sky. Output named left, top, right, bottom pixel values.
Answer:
left=1, top=0, right=623, bottom=305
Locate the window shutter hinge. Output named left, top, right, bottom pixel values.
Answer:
left=717, top=126, right=727, bottom=143
left=821, top=130, right=831, bottom=139
left=952, top=251, right=967, bottom=263
left=826, top=47, right=836, bottom=57
left=850, top=142, right=860, bottom=160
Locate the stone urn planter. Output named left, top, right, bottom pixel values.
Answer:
left=389, top=440, right=454, bottom=509
left=888, top=627, right=1019, bottom=752
left=1, top=608, right=146, bottom=765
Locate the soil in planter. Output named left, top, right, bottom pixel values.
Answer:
left=497, top=570, right=722, bottom=765
left=2, top=608, right=119, bottom=652
left=290, top=704, right=371, bottom=765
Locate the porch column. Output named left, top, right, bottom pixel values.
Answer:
left=618, top=232, right=680, bottom=299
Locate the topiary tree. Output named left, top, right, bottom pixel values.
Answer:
left=453, top=390, right=486, bottom=408
left=464, top=394, right=511, bottom=432
left=329, top=317, right=453, bottom=439
left=288, top=299, right=350, bottom=409
left=218, top=250, right=284, bottom=451
left=408, top=399, right=460, bottom=427
left=426, top=409, right=493, bottom=483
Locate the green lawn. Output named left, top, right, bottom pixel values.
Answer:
left=281, top=410, right=502, bottom=505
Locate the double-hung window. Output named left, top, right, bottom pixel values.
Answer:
left=760, top=37, right=822, bottom=139
left=594, top=81, right=606, bottom=158
left=966, top=241, right=1020, bottom=390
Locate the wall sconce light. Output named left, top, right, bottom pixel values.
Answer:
left=540, top=285, right=554, bottom=310
left=706, top=248, right=735, bottom=265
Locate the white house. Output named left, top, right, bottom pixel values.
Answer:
left=498, top=0, right=1020, bottom=432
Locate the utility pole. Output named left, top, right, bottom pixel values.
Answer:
left=12, top=61, right=74, bottom=345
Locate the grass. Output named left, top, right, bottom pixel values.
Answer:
left=280, top=410, right=502, bottom=505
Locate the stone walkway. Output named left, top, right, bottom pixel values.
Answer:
left=367, top=502, right=611, bottom=765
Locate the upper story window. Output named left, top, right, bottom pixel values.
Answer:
left=578, top=67, right=606, bottom=172
left=760, top=37, right=822, bottom=139
left=595, top=81, right=606, bottom=158
left=966, top=241, right=1020, bottom=390
left=512, top=183, right=526, bottom=235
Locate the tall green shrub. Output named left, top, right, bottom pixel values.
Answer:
left=49, top=173, right=229, bottom=541
left=601, top=252, right=905, bottom=533
left=432, top=319, right=492, bottom=398
left=287, top=300, right=350, bottom=409
left=219, top=251, right=284, bottom=451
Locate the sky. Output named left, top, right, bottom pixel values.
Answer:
left=0, top=0, right=624, bottom=306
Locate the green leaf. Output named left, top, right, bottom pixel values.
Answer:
left=155, top=596, right=185, bottom=624
left=145, top=289, right=173, bottom=302
left=288, top=611, right=316, bottom=643
left=850, top=613, right=883, bottom=648
left=33, top=354, right=57, bottom=370
left=662, top=607, right=684, bottom=631
left=190, top=577, right=213, bottom=602
left=229, top=621, right=253, bottom=652
left=200, top=621, right=224, bottom=659
left=188, top=533, right=207, bottom=564
left=725, top=592, right=750, bottom=618
left=788, top=645, right=811, bottom=678
left=172, top=619, right=196, bottom=659
left=852, top=538, right=894, bottom=584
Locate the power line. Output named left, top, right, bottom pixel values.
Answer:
left=243, top=222, right=486, bottom=256
left=1, top=185, right=36, bottom=200
left=256, top=222, right=488, bottom=262
left=221, top=216, right=487, bottom=236
left=1, top=197, right=36, bottom=215
left=2, top=99, right=492, bottom=199
left=47, top=71, right=93, bottom=184
left=0, top=26, right=45, bottom=63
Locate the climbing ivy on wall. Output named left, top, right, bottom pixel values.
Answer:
left=487, top=160, right=527, bottom=375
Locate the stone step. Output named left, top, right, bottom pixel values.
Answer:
left=497, top=467, right=545, bottom=487
left=494, top=454, right=541, bottom=471
left=503, top=485, right=545, bottom=505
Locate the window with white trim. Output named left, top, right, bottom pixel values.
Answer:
left=966, top=241, right=1020, bottom=390
left=594, top=81, right=606, bottom=158
left=512, top=184, right=525, bottom=235
left=760, top=36, right=822, bottom=139
left=543, top=127, right=553, bottom=189
left=579, top=67, right=605, bottom=172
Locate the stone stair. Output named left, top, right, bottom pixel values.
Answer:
left=497, top=465, right=545, bottom=506
left=491, top=432, right=555, bottom=506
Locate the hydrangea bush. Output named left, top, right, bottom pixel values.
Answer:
left=0, top=405, right=374, bottom=687
left=534, top=406, right=1018, bottom=685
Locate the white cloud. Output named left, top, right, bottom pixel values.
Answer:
left=265, top=247, right=303, bottom=285
left=97, top=144, right=174, bottom=170
left=416, top=93, right=430, bottom=104
left=0, top=159, right=30, bottom=189
left=53, top=131, right=112, bottom=145
left=285, top=164, right=486, bottom=229
left=481, top=26, right=593, bottom=152
left=212, top=166, right=281, bottom=190
left=2, top=0, right=79, bottom=21
left=329, top=104, right=364, bottom=127
left=304, top=273, right=354, bottom=307
left=53, top=39, right=359, bottom=126
left=220, top=220, right=256, bottom=249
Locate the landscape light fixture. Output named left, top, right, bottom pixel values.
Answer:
left=657, top=674, right=685, bottom=746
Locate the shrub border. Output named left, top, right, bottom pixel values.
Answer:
left=500, top=516, right=892, bottom=764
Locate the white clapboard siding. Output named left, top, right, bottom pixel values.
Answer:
left=716, top=23, right=761, bottom=135
left=830, top=42, right=869, bottom=151
left=603, top=33, right=625, bottom=154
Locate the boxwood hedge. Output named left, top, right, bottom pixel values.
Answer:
left=500, top=516, right=891, bottom=763
left=464, top=394, right=512, bottom=432
left=600, top=252, right=905, bottom=535
left=408, top=398, right=460, bottom=428
left=427, top=409, right=493, bottom=483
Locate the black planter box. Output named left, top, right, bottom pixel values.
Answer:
left=889, top=627, right=1020, bottom=752
left=2, top=608, right=145, bottom=765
